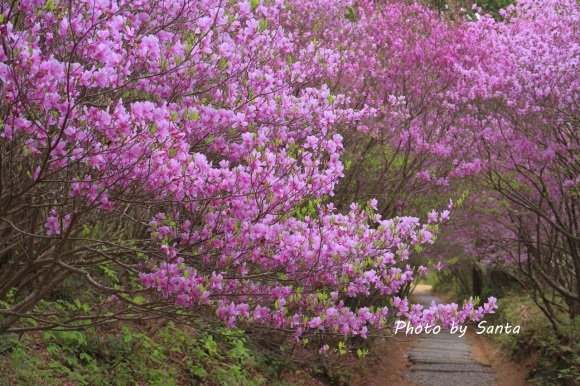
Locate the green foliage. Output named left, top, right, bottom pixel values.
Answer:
left=432, top=256, right=477, bottom=302
left=0, top=322, right=268, bottom=385
left=416, top=0, right=515, bottom=20
left=0, top=333, right=19, bottom=354
left=476, top=0, right=516, bottom=19
left=531, top=318, right=580, bottom=386
left=488, top=294, right=580, bottom=386
left=158, top=323, right=266, bottom=386
left=344, top=6, right=360, bottom=22
left=291, top=196, right=326, bottom=220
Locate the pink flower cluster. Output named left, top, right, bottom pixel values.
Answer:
left=393, top=296, right=498, bottom=330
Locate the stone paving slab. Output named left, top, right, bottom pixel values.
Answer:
left=408, top=355, right=477, bottom=364
left=416, top=341, right=471, bottom=353
left=409, top=347, right=471, bottom=352
left=408, top=359, right=491, bottom=366
left=407, top=372, right=495, bottom=386
left=410, top=363, right=494, bottom=373
left=409, top=353, right=476, bottom=359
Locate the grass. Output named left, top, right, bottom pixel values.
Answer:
left=485, top=293, right=580, bottom=386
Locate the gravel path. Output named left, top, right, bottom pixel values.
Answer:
left=404, top=288, right=497, bottom=386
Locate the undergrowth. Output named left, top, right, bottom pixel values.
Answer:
left=487, top=294, right=580, bottom=386
left=0, top=322, right=269, bottom=386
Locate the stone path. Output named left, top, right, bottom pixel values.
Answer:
left=404, top=287, right=497, bottom=386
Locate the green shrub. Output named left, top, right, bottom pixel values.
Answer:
left=531, top=317, right=580, bottom=386
left=0, top=322, right=272, bottom=385
left=488, top=294, right=580, bottom=386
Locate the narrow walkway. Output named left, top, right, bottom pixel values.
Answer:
left=404, top=286, right=496, bottom=386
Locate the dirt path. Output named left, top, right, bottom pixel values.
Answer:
left=403, top=284, right=496, bottom=385
left=334, top=285, right=528, bottom=386
left=396, top=284, right=530, bottom=386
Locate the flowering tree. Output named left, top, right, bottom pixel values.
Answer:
left=447, top=0, right=580, bottom=330
left=279, top=0, right=579, bottom=335
left=0, top=0, right=498, bottom=339
left=282, top=0, right=482, bottom=221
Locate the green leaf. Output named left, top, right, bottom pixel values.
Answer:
left=316, top=292, right=328, bottom=301
left=79, top=352, right=93, bottom=362
left=44, top=0, right=55, bottom=10
left=82, top=225, right=91, bottom=237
